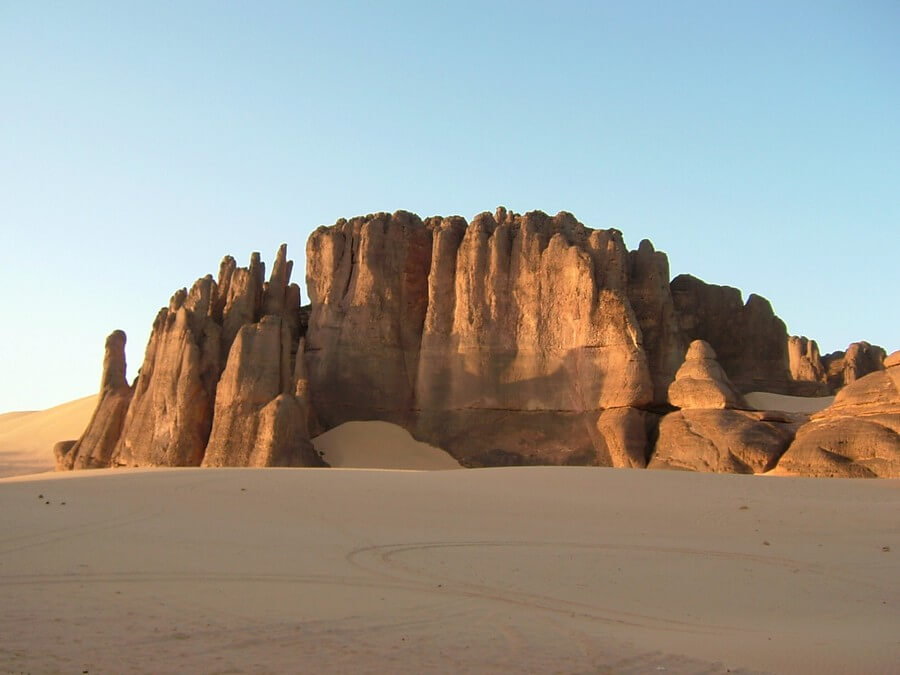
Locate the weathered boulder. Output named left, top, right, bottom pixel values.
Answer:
left=649, top=409, right=797, bottom=474
left=822, top=341, right=886, bottom=391
left=53, top=440, right=78, bottom=472
left=63, top=331, right=134, bottom=470
left=202, top=320, right=322, bottom=467
left=777, top=351, right=900, bottom=477
left=650, top=341, right=798, bottom=473
left=670, top=275, right=792, bottom=393
left=667, top=340, right=747, bottom=410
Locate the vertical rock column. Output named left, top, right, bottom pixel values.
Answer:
left=58, top=330, right=134, bottom=470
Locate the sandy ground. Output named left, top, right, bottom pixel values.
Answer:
left=0, top=466, right=897, bottom=674
left=745, top=392, right=834, bottom=414
left=0, top=395, right=95, bottom=477
left=0, top=391, right=834, bottom=479
left=314, top=421, right=462, bottom=470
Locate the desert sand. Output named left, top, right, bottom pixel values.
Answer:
left=313, top=421, right=462, bottom=470
left=745, top=392, right=834, bottom=414
left=1, top=464, right=897, bottom=674
left=0, top=395, right=96, bottom=477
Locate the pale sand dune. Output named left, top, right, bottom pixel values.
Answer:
left=0, top=467, right=897, bottom=674
left=745, top=391, right=834, bottom=414
left=313, top=421, right=462, bottom=470
left=0, top=395, right=95, bottom=477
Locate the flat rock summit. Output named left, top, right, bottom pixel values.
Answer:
left=57, top=208, right=898, bottom=477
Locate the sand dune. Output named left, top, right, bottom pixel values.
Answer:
left=0, top=466, right=896, bottom=674
left=313, top=421, right=461, bottom=470
left=0, top=395, right=95, bottom=477
left=745, top=391, right=834, bottom=414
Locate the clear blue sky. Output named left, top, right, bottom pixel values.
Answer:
left=1, top=1, right=897, bottom=411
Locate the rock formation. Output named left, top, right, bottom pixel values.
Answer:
left=667, top=340, right=747, bottom=410
left=58, top=208, right=892, bottom=477
left=649, top=341, right=797, bottom=474
left=111, top=280, right=220, bottom=467
left=202, top=321, right=322, bottom=467
left=306, top=208, right=654, bottom=467
left=776, top=351, right=900, bottom=477
left=821, top=341, right=887, bottom=390
left=57, top=330, right=134, bottom=470
left=57, top=245, right=320, bottom=470
left=787, top=336, right=830, bottom=395
left=670, top=275, right=793, bottom=394
left=627, top=240, right=685, bottom=406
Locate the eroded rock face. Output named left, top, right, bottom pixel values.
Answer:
left=63, top=246, right=319, bottom=470
left=670, top=275, right=793, bottom=394
left=60, top=208, right=890, bottom=476
left=787, top=336, right=830, bottom=395
left=627, top=240, right=685, bottom=406
left=306, top=208, right=654, bottom=467
left=203, top=320, right=322, bottom=467
left=822, top=341, right=887, bottom=391
left=62, top=331, right=134, bottom=470
left=305, top=211, right=433, bottom=430
left=777, top=351, right=900, bottom=477
left=667, top=340, right=747, bottom=410
left=111, top=284, right=220, bottom=467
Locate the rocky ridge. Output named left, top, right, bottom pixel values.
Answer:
left=57, top=208, right=895, bottom=475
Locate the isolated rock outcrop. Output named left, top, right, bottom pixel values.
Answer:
left=649, top=341, right=797, bottom=473
left=59, top=208, right=890, bottom=476
left=776, top=351, right=900, bottom=477
left=58, top=331, right=134, bottom=470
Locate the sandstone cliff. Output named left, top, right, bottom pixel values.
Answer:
left=306, top=208, right=654, bottom=467
left=60, top=208, right=891, bottom=476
